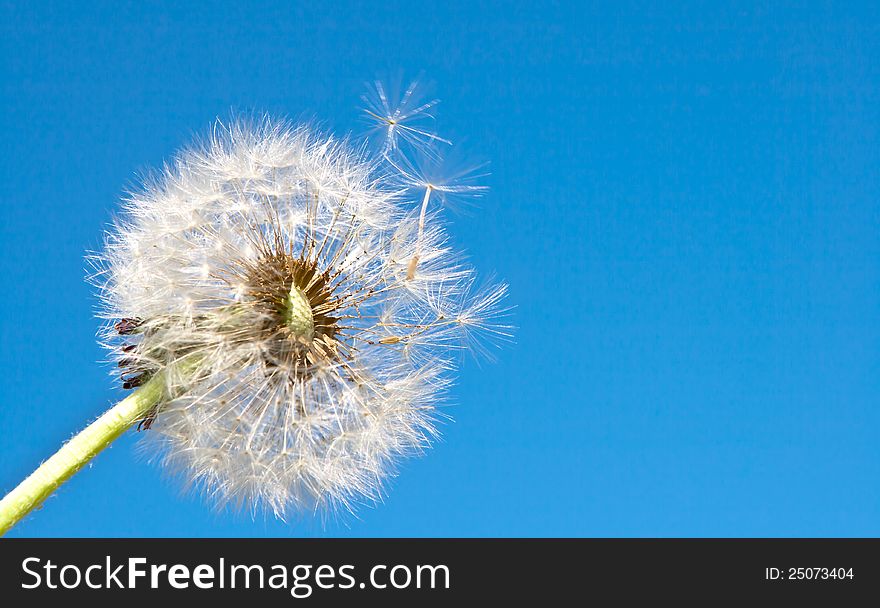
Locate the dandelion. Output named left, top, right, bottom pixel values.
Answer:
left=0, top=90, right=509, bottom=533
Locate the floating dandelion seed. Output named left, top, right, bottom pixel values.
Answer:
left=384, top=148, right=489, bottom=282
left=361, top=78, right=452, bottom=158
left=0, top=86, right=509, bottom=532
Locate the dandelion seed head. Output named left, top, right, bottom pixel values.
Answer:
left=93, top=113, right=508, bottom=518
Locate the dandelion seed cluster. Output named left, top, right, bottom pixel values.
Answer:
left=94, top=106, right=508, bottom=518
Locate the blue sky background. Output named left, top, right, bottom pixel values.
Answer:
left=1, top=2, right=878, bottom=537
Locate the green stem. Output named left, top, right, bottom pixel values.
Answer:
left=0, top=372, right=167, bottom=536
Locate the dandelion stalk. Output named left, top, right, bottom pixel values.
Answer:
left=0, top=372, right=167, bottom=535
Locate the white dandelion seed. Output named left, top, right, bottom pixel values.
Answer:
left=361, top=77, right=452, bottom=159
left=0, top=93, right=509, bottom=531
left=382, top=149, right=489, bottom=286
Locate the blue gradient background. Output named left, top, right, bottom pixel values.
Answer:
left=1, top=2, right=878, bottom=537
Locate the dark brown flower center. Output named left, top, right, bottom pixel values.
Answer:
left=241, top=248, right=342, bottom=371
